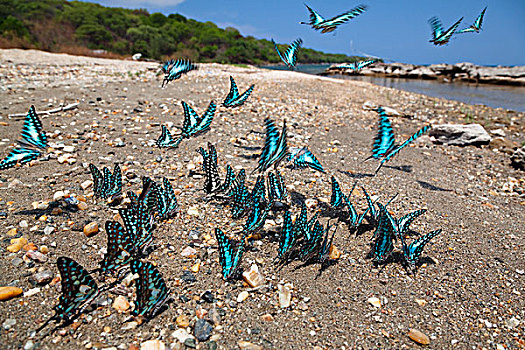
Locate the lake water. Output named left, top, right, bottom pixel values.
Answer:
left=260, top=64, right=525, bottom=112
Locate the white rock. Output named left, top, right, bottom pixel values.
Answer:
left=53, top=191, right=65, bottom=201
left=367, top=297, right=381, bottom=308
left=19, top=220, right=28, bottom=228
left=62, top=146, right=75, bottom=153
left=23, top=287, right=41, bottom=297
left=171, top=329, right=195, bottom=343
left=81, top=180, right=93, bottom=190
left=278, top=284, right=291, bottom=308
left=140, top=339, right=165, bottom=350
left=242, top=264, right=265, bottom=288
left=430, top=124, right=492, bottom=146
left=237, top=291, right=249, bottom=303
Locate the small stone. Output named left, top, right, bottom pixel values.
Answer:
left=77, top=202, right=88, bottom=210
left=181, top=246, right=197, bottom=257
left=140, top=340, right=165, bottom=350
left=181, top=271, right=196, bottom=283
left=2, top=318, right=16, bottom=330
left=278, top=284, right=291, bottom=308
left=23, top=287, right=40, bottom=297
left=237, top=291, right=249, bottom=303
left=201, top=291, right=215, bottom=303
left=83, top=222, right=99, bottom=237
left=121, top=321, right=139, bottom=330
left=8, top=179, right=23, bottom=188
left=26, top=250, right=48, bottom=263
left=304, top=198, right=318, bottom=209
left=113, top=296, right=130, bottom=312
left=328, top=244, right=341, bottom=259
left=506, top=317, right=520, bottom=329
left=237, top=341, right=262, bottom=350
left=173, top=314, right=188, bottom=328
left=43, top=226, right=55, bottom=235
left=6, top=243, right=23, bottom=253
left=367, top=297, right=381, bottom=308
left=415, top=299, right=427, bottom=306
left=53, top=191, right=65, bottom=201
left=63, top=146, right=75, bottom=153
left=24, top=340, right=34, bottom=350
left=39, top=245, right=49, bottom=254
left=260, top=314, right=274, bottom=322
left=81, top=180, right=93, bottom=190
left=408, top=328, right=430, bottom=345
left=23, top=243, right=37, bottom=251
left=33, top=270, right=53, bottom=285
left=196, top=308, right=208, bottom=319
left=184, top=338, right=196, bottom=348
left=187, top=206, right=200, bottom=216
left=242, top=264, right=264, bottom=288
left=0, top=287, right=23, bottom=301
left=194, top=319, right=213, bottom=342
left=207, top=340, right=217, bottom=350
left=207, top=307, right=221, bottom=325
left=172, top=329, right=195, bottom=343
left=7, top=228, right=18, bottom=236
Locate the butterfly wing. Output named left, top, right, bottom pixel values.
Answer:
left=215, top=228, right=245, bottom=279
left=161, top=59, right=174, bottom=74
left=375, top=124, right=431, bottom=174
left=299, top=220, right=325, bottom=261
left=368, top=107, right=396, bottom=160
left=99, top=221, right=134, bottom=275
left=439, top=17, right=463, bottom=43
left=320, top=5, right=367, bottom=32
left=223, top=76, right=240, bottom=107
left=106, top=164, right=122, bottom=199
left=474, top=7, right=487, bottom=30
left=198, top=143, right=222, bottom=194
left=193, top=101, right=216, bottom=136
left=156, top=125, right=177, bottom=148
left=243, top=199, right=271, bottom=235
left=255, top=118, right=280, bottom=173
left=371, top=204, right=395, bottom=263
left=230, top=84, right=255, bottom=107
left=272, top=39, right=288, bottom=66
left=290, top=146, right=324, bottom=173
left=0, top=147, right=41, bottom=170
left=397, top=209, right=427, bottom=235
left=303, top=4, right=325, bottom=26
left=266, top=119, right=289, bottom=170
left=276, top=211, right=297, bottom=261
left=428, top=17, right=444, bottom=40
left=163, top=59, right=197, bottom=86
left=218, top=165, right=235, bottom=194
left=330, top=176, right=345, bottom=208
left=284, top=38, right=303, bottom=68
left=18, top=105, right=47, bottom=149
left=130, top=260, right=170, bottom=318
left=356, top=59, right=377, bottom=70
left=402, top=229, right=442, bottom=268
left=181, top=101, right=200, bottom=137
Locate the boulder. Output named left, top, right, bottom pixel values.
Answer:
left=430, top=124, right=492, bottom=146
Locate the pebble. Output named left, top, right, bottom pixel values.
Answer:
left=207, top=307, right=221, bottom=325
left=408, top=328, right=430, bottom=345
left=43, top=226, right=55, bottom=235
left=40, top=245, right=49, bottom=254
left=33, top=270, right=53, bottom=285
left=237, top=341, right=262, bottom=350
left=506, top=317, right=520, bottom=329
left=2, top=318, right=16, bottom=330
left=140, top=340, right=165, bottom=350
left=304, top=198, right=318, bottom=209
left=121, top=321, right=139, bottom=330
left=23, top=287, right=41, bottom=297
left=242, top=264, right=264, bottom=288
left=176, top=314, right=190, bottom=328
left=26, top=250, right=48, bottom=263
left=0, top=287, right=23, bottom=301
left=367, top=297, right=381, bottom=308
left=81, top=180, right=93, bottom=190
left=184, top=338, right=196, bottom=348
left=260, top=314, right=274, bottom=322
left=194, top=319, right=213, bottom=341
left=37, top=202, right=49, bottom=210
left=53, top=191, right=65, bottom=201
left=278, top=284, right=291, bottom=308
left=7, top=228, right=18, bottom=236
left=181, top=246, right=197, bottom=257
left=83, top=222, right=99, bottom=237
left=187, top=206, right=200, bottom=216
left=201, top=291, right=215, bottom=303
left=196, top=308, right=208, bottom=319
left=172, top=329, right=195, bottom=343
left=181, top=271, right=196, bottom=283
left=113, top=296, right=130, bottom=312
left=237, top=291, right=249, bottom=303
left=328, top=244, right=341, bottom=259
left=24, top=340, right=34, bottom=350
left=77, top=201, right=88, bottom=210
left=415, top=299, right=427, bottom=306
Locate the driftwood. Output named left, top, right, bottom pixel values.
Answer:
left=8, top=102, right=79, bottom=118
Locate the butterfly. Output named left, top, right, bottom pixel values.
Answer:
left=230, top=170, right=251, bottom=219
left=197, top=143, right=222, bottom=195
left=156, top=125, right=181, bottom=148
left=254, top=118, right=289, bottom=173
left=98, top=221, right=134, bottom=276
left=169, top=100, right=216, bottom=148
left=223, top=76, right=255, bottom=108
left=243, top=198, right=271, bottom=236
left=161, top=59, right=175, bottom=74
left=36, top=257, right=100, bottom=334
left=428, top=16, right=463, bottom=46
left=361, top=186, right=398, bottom=229
left=366, top=107, right=431, bottom=174
left=267, top=170, right=288, bottom=204
left=0, top=105, right=47, bottom=170
left=276, top=210, right=297, bottom=262
left=330, top=176, right=368, bottom=230
left=217, top=165, right=236, bottom=194
left=130, top=260, right=170, bottom=319
left=371, top=203, right=395, bottom=263
left=298, top=219, right=326, bottom=262
left=215, top=228, right=246, bottom=280
left=288, top=147, right=325, bottom=173
left=400, top=229, right=442, bottom=272
left=250, top=174, right=267, bottom=204
left=317, top=221, right=337, bottom=266
left=119, top=201, right=154, bottom=255
left=300, top=4, right=367, bottom=33
left=89, top=163, right=123, bottom=200
left=457, top=7, right=487, bottom=34
left=162, top=59, right=197, bottom=87
left=272, top=38, right=303, bottom=69
left=152, top=177, right=179, bottom=220
left=128, top=176, right=158, bottom=218
left=392, top=209, right=427, bottom=239
left=333, top=59, right=378, bottom=72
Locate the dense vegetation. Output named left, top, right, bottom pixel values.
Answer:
left=0, top=0, right=363, bottom=64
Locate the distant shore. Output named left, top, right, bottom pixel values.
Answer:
left=321, top=62, right=525, bottom=86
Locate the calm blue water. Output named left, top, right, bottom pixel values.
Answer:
left=260, top=64, right=525, bottom=112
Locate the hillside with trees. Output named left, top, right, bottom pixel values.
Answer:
left=0, top=0, right=363, bottom=64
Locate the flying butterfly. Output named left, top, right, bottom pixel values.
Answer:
left=0, top=105, right=47, bottom=170
left=288, top=146, right=325, bottom=173
left=300, top=3, right=367, bottom=33
left=254, top=118, right=289, bottom=173
left=130, top=260, right=170, bottom=319
left=89, top=163, right=122, bottom=200
left=366, top=107, right=431, bottom=174
left=223, top=76, right=255, bottom=108
left=272, top=38, right=303, bottom=69
left=169, top=101, right=217, bottom=148
left=457, top=7, right=487, bottom=34
left=428, top=16, right=463, bottom=46
left=401, top=229, right=442, bottom=272
left=215, top=228, right=246, bottom=280
left=333, top=59, right=378, bottom=72
left=153, top=177, right=179, bottom=220
left=36, top=257, right=100, bottom=334
left=161, top=59, right=175, bottom=74
left=162, top=59, right=197, bottom=87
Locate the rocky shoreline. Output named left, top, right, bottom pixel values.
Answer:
left=322, top=62, right=525, bottom=86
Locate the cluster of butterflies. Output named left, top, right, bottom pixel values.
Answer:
left=36, top=169, right=181, bottom=334
left=429, top=7, right=487, bottom=46
left=329, top=176, right=441, bottom=271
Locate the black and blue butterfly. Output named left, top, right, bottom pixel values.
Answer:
left=400, top=229, right=442, bottom=272
left=254, top=118, right=289, bottom=173
left=89, top=163, right=123, bottom=200
left=371, top=203, right=395, bottom=263
left=197, top=142, right=222, bottom=195
left=119, top=201, right=155, bottom=255
left=276, top=210, right=296, bottom=262
left=272, top=38, right=303, bottom=69
left=300, top=4, right=367, bottom=33
left=223, top=76, right=255, bottom=108
left=152, top=177, right=179, bottom=221
left=361, top=186, right=397, bottom=230
left=0, top=105, right=47, bottom=170
left=128, top=176, right=158, bottom=219
left=229, top=169, right=252, bottom=218
left=457, top=7, right=487, bottom=34
left=215, top=228, right=246, bottom=280
left=288, top=147, right=325, bottom=173
left=428, top=16, right=463, bottom=46
left=130, top=260, right=170, bottom=319
left=176, top=100, right=217, bottom=148
left=36, top=257, right=100, bottom=334
left=330, top=176, right=369, bottom=230
left=267, top=170, right=288, bottom=204
left=242, top=198, right=271, bottom=236
left=333, top=59, right=378, bottom=72
left=162, top=59, right=197, bottom=87
left=366, top=107, right=431, bottom=174
left=98, top=220, right=134, bottom=276
left=156, top=125, right=181, bottom=148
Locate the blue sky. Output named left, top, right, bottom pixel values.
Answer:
left=83, top=0, right=524, bottom=66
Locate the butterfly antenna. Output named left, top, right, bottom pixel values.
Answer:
left=385, top=193, right=399, bottom=207
left=34, top=314, right=58, bottom=335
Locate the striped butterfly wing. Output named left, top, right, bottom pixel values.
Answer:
left=243, top=199, right=271, bottom=235
left=181, top=101, right=200, bottom=137
left=369, top=107, right=396, bottom=160
left=229, top=83, right=254, bottom=107
left=303, top=4, right=325, bottom=26
left=163, top=59, right=197, bottom=86
left=130, top=260, right=170, bottom=318
left=215, top=228, right=246, bottom=280
left=266, top=119, right=289, bottom=170
left=89, top=164, right=104, bottom=198
left=223, top=76, right=240, bottom=107
left=218, top=165, right=235, bottom=194
left=156, top=125, right=177, bottom=148
left=250, top=175, right=267, bottom=203
left=255, top=118, right=280, bottom=173
left=161, top=59, right=174, bottom=74
left=361, top=186, right=379, bottom=222
left=154, top=178, right=178, bottom=220
left=473, top=7, right=487, bottom=31
left=272, top=39, right=287, bottom=66
left=397, top=209, right=427, bottom=235
left=371, top=203, right=395, bottom=263
left=356, top=59, right=377, bottom=71
left=436, top=17, right=463, bottom=44
left=192, top=101, right=216, bottom=136
left=299, top=220, right=325, bottom=261
left=330, top=176, right=346, bottom=208
left=402, top=229, right=442, bottom=268
left=428, top=17, right=444, bottom=41
left=320, top=5, right=367, bottom=31
left=99, top=221, right=134, bottom=275
left=106, top=164, right=122, bottom=199
left=0, top=147, right=41, bottom=170
left=230, top=173, right=251, bottom=218
left=276, top=210, right=297, bottom=261
left=284, top=38, right=303, bottom=68
left=290, top=146, right=325, bottom=173
left=18, top=105, right=47, bottom=149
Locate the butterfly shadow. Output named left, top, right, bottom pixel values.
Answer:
left=417, top=180, right=452, bottom=192
left=289, top=191, right=306, bottom=206
left=337, top=169, right=374, bottom=179
left=14, top=201, right=79, bottom=220
left=381, top=165, right=413, bottom=173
